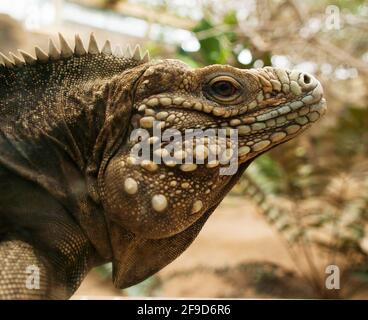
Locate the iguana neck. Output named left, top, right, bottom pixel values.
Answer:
left=50, top=67, right=148, bottom=261
left=0, top=60, right=148, bottom=262
left=62, top=67, right=146, bottom=201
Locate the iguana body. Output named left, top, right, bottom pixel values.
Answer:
left=0, top=33, right=326, bottom=299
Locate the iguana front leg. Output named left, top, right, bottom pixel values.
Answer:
left=0, top=240, right=62, bottom=299
left=0, top=165, right=104, bottom=299
left=0, top=213, right=99, bottom=300
left=0, top=233, right=98, bottom=299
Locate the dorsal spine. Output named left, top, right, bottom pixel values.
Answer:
left=0, top=33, right=150, bottom=69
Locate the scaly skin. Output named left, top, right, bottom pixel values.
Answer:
left=0, top=34, right=326, bottom=299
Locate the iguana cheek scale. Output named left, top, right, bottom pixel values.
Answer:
left=0, top=33, right=326, bottom=299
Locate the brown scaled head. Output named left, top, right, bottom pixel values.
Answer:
left=101, top=59, right=327, bottom=240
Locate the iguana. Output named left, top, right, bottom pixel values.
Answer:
left=0, top=33, right=326, bottom=299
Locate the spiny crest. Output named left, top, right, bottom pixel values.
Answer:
left=0, top=32, right=150, bottom=69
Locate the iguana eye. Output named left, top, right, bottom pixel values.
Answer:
left=212, top=81, right=236, bottom=97
left=206, top=76, right=242, bottom=103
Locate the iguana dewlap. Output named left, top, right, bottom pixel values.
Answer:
left=0, top=33, right=326, bottom=299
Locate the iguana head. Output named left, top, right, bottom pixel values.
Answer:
left=102, top=58, right=326, bottom=240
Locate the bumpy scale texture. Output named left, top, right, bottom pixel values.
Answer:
left=0, top=33, right=326, bottom=299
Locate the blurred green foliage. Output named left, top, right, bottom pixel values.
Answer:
left=177, top=11, right=267, bottom=68
left=328, top=107, right=368, bottom=160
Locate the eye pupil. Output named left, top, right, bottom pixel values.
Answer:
left=212, top=81, right=236, bottom=97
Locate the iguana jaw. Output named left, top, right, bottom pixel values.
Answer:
left=109, top=160, right=252, bottom=289
left=131, top=89, right=326, bottom=166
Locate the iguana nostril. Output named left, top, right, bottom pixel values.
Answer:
left=297, top=72, right=318, bottom=92
left=302, top=73, right=311, bottom=84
